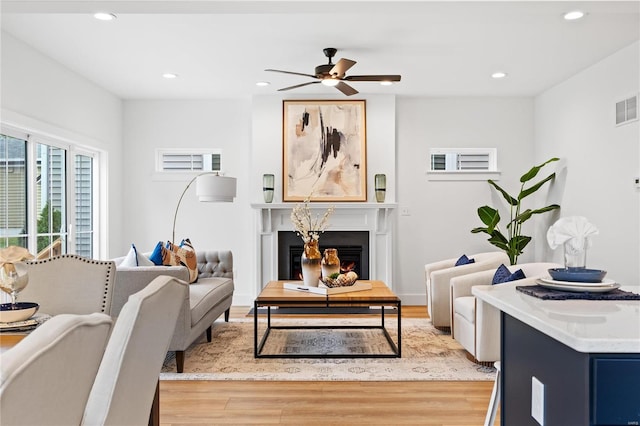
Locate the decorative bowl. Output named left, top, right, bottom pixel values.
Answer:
left=0, top=302, right=39, bottom=323
left=548, top=268, right=607, bottom=283
left=321, top=272, right=359, bottom=288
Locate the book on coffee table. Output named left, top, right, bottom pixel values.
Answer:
left=283, top=281, right=372, bottom=295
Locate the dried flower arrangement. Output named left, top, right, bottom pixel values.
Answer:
left=290, top=198, right=335, bottom=243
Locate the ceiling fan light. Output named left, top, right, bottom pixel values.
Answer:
left=321, top=79, right=340, bottom=87
left=380, top=81, right=393, bottom=86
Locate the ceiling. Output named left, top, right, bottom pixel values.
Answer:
left=2, top=1, right=639, bottom=100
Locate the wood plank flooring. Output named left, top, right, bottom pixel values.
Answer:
left=160, top=306, right=500, bottom=426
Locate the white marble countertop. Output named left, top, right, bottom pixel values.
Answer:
left=472, top=281, right=640, bottom=353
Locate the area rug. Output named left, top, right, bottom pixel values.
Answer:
left=160, top=317, right=496, bottom=381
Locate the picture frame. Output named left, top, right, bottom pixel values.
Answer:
left=283, top=99, right=367, bottom=202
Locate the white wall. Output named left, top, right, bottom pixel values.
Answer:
left=534, top=41, right=640, bottom=286
left=125, top=95, right=539, bottom=305
left=1, top=32, right=123, bottom=258
left=395, top=97, right=537, bottom=304
left=122, top=100, right=253, bottom=303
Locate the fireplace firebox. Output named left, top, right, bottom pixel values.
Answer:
left=278, top=231, right=369, bottom=280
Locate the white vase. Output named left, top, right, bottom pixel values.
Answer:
left=301, top=241, right=321, bottom=287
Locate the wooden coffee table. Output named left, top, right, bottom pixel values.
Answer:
left=254, top=280, right=401, bottom=358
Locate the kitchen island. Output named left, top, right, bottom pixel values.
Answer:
left=473, top=281, right=640, bottom=426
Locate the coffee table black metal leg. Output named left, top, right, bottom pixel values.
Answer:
left=254, top=300, right=258, bottom=357
left=397, top=301, right=402, bottom=357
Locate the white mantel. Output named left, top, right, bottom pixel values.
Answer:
left=251, top=202, right=397, bottom=296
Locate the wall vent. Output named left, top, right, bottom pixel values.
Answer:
left=615, top=95, right=638, bottom=126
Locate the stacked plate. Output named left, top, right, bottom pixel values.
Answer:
left=537, top=268, right=619, bottom=293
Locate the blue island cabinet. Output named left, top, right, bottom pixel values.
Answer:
left=502, top=313, right=640, bottom=426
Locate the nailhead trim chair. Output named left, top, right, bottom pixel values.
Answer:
left=20, top=255, right=116, bottom=316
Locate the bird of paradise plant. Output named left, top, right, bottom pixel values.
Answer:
left=472, top=158, right=561, bottom=265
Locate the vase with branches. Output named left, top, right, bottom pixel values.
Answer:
left=471, top=157, right=560, bottom=265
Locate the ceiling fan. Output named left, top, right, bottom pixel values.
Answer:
left=265, top=48, right=401, bottom=96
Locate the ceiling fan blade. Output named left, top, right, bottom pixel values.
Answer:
left=344, top=75, right=402, bottom=82
left=330, top=58, right=356, bottom=77
left=277, top=81, right=321, bottom=91
left=265, top=69, right=318, bottom=79
left=335, top=82, right=359, bottom=96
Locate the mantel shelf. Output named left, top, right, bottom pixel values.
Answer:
left=251, top=202, right=397, bottom=210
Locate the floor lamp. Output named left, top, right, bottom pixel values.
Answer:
left=172, top=172, right=237, bottom=243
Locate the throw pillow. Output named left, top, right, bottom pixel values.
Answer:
left=136, top=248, right=154, bottom=266
left=492, top=264, right=526, bottom=284
left=119, top=244, right=139, bottom=267
left=149, top=241, right=164, bottom=265
left=455, top=254, right=476, bottom=266
left=162, top=239, right=198, bottom=283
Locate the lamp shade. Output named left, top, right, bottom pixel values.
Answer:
left=196, top=175, right=236, bottom=202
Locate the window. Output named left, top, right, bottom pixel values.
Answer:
left=156, top=149, right=221, bottom=172
left=427, top=148, right=500, bottom=181
left=0, top=129, right=99, bottom=258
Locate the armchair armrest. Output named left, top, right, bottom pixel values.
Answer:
left=450, top=269, right=496, bottom=300
left=425, top=258, right=457, bottom=280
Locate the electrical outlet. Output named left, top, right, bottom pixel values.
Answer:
left=531, top=376, right=545, bottom=425
left=400, top=207, right=410, bottom=216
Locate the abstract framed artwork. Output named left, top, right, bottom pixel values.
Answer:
left=283, top=99, right=367, bottom=202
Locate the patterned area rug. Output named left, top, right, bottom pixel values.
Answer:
left=160, top=317, right=496, bottom=381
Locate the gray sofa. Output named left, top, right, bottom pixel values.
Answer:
left=111, top=250, right=234, bottom=373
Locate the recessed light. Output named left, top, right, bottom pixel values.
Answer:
left=162, top=73, right=178, bottom=79
left=256, top=81, right=270, bottom=87
left=380, top=81, right=394, bottom=86
left=94, top=12, right=117, bottom=21
left=563, top=11, right=585, bottom=21
left=491, top=72, right=507, bottom=79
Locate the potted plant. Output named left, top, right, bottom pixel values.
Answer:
left=472, top=158, right=560, bottom=265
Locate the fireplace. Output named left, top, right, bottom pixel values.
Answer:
left=251, top=203, right=395, bottom=300
left=278, top=231, right=370, bottom=280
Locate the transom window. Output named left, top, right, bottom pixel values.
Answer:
left=156, top=149, right=221, bottom=173
left=427, top=148, right=500, bottom=181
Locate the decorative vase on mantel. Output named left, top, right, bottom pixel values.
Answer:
left=301, top=240, right=322, bottom=287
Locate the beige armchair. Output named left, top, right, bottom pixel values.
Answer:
left=82, top=276, right=188, bottom=426
left=450, top=262, right=561, bottom=364
left=20, top=255, right=116, bottom=316
left=1, top=313, right=113, bottom=426
left=425, top=252, right=509, bottom=331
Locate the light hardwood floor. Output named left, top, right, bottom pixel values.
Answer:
left=160, top=306, right=500, bottom=426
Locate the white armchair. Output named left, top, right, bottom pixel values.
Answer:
left=0, top=313, right=113, bottom=426
left=82, top=275, right=188, bottom=425
left=450, top=262, right=561, bottom=364
left=425, top=252, right=509, bottom=331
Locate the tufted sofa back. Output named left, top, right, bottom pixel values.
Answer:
left=196, top=250, right=233, bottom=279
